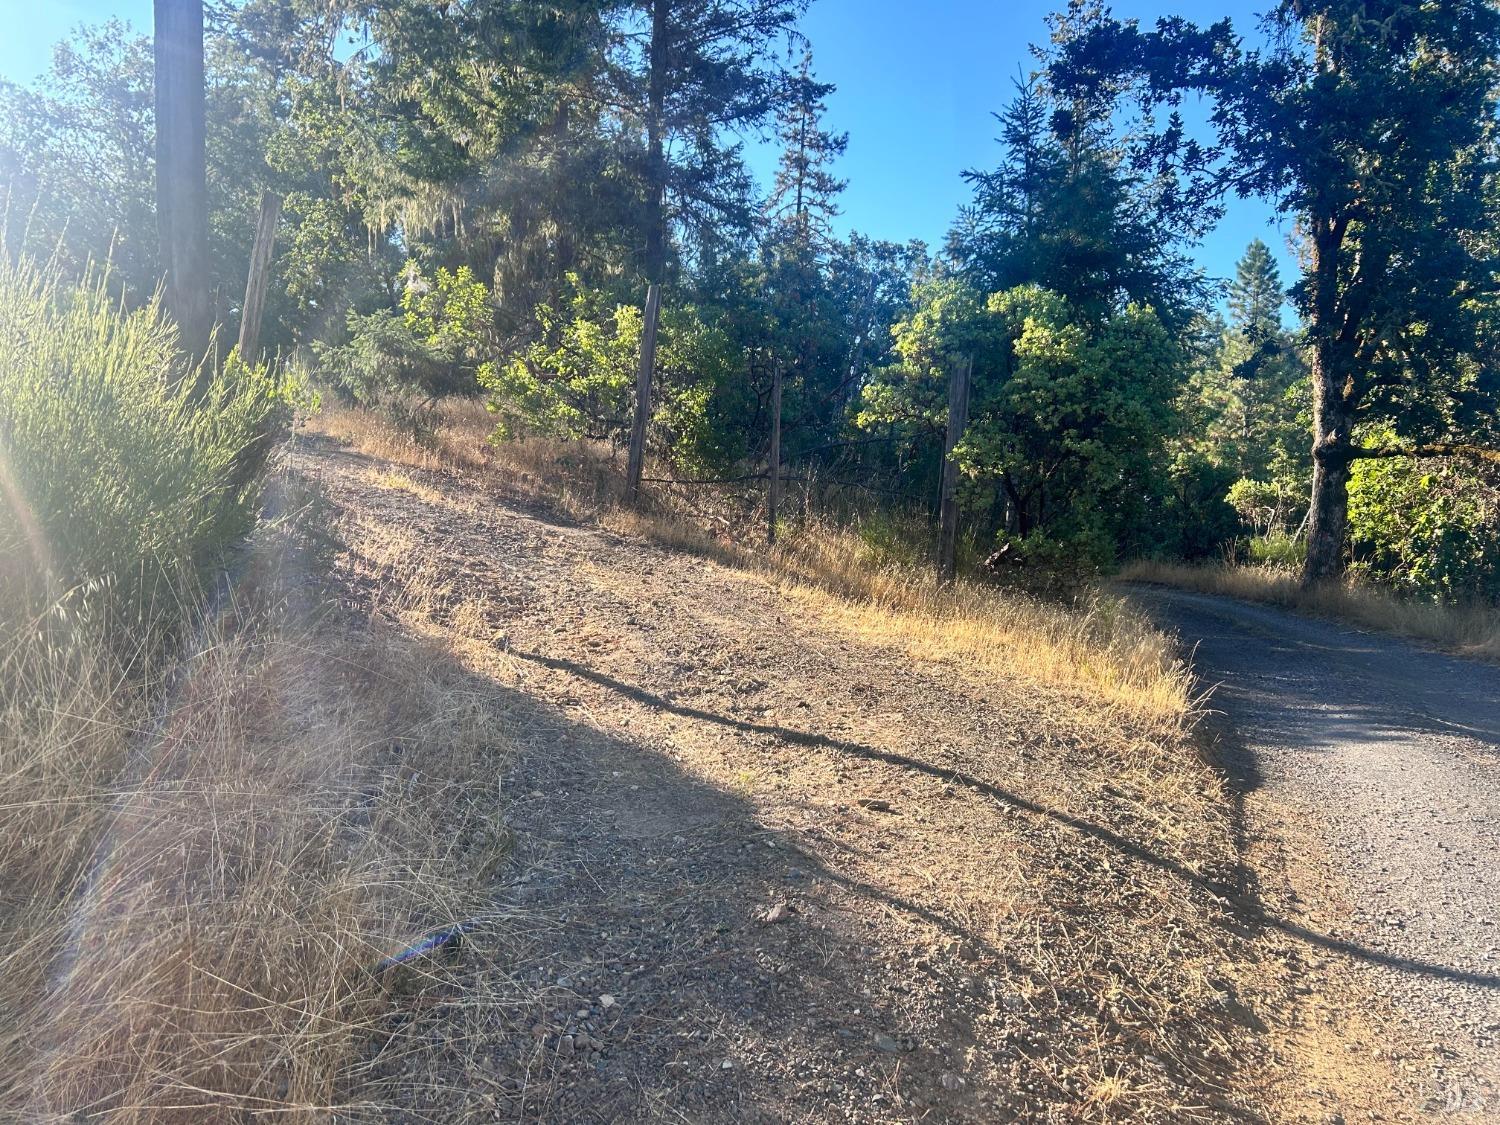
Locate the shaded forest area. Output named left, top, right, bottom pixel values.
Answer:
left=3, top=0, right=1498, bottom=601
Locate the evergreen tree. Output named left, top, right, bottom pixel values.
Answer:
left=606, top=0, right=807, bottom=289
left=758, top=48, right=849, bottom=454
left=765, top=48, right=847, bottom=250
left=1226, top=238, right=1282, bottom=342
left=951, top=73, right=1203, bottom=328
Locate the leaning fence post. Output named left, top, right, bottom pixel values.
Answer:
left=236, top=190, right=282, bottom=363
left=938, top=354, right=972, bottom=584
left=768, top=359, right=783, bottom=545
left=626, top=282, right=661, bottom=506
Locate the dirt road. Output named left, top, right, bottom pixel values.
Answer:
left=1125, top=585, right=1500, bottom=1117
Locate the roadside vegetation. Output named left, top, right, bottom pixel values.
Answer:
left=313, top=402, right=1195, bottom=727
left=0, top=261, right=508, bottom=1120
left=1121, top=559, right=1500, bottom=661
left=304, top=402, right=1299, bottom=1121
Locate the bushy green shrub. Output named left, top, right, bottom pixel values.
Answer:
left=858, top=281, right=1186, bottom=566
left=316, top=265, right=491, bottom=404
left=0, top=258, right=283, bottom=616
left=1348, top=454, right=1500, bottom=601
left=482, top=281, right=750, bottom=475
left=1246, top=531, right=1306, bottom=568
left=854, top=512, right=928, bottom=569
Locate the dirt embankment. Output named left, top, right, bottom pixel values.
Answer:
left=290, top=420, right=1382, bottom=1122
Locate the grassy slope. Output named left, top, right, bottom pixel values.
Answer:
left=0, top=479, right=514, bottom=1121
left=315, top=402, right=1196, bottom=730
left=0, top=265, right=509, bottom=1120
left=310, top=403, right=1326, bottom=1120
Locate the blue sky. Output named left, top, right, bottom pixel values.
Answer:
left=0, top=0, right=1297, bottom=303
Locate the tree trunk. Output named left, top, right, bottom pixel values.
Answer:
left=1299, top=199, right=1359, bottom=586
left=154, top=0, right=213, bottom=372
left=625, top=0, right=669, bottom=508
left=1303, top=344, right=1355, bottom=584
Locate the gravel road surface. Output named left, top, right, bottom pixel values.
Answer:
left=1127, top=585, right=1500, bottom=1115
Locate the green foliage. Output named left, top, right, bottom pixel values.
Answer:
left=860, top=279, right=1187, bottom=565
left=1165, top=243, right=1310, bottom=557
left=316, top=265, right=492, bottom=403
left=1348, top=455, right=1500, bottom=601
left=1165, top=452, right=1241, bottom=560
left=951, top=71, right=1205, bottom=329
left=482, top=283, right=749, bottom=476
left=1050, top=1, right=1500, bottom=581
left=1247, top=532, right=1306, bottom=568
left=1226, top=478, right=1304, bottom=539
left=765, top=48, right=847, bottom=249
left=0, top=259, right=282, bottom=613
left=0, top=22, right=157, bottom=295
left=1227, top=239, right=1282, bottom=342
left=482, top=286, right=641, bottom=444
left=854, top=512, right=928, bottom=570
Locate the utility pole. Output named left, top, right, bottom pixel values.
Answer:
left=154, top=0, right=212, bottom=372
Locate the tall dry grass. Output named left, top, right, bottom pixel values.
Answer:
left=1121, top=559, right=1500, bottom=661
left=0, top=265, right=519, bottom=1118
left=0, top=495, right=510, bottom=1122
left=768, top=522, right=1196, bottom=728
left=311, top=404, right=1196, bottom=731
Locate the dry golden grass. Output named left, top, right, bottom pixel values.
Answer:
left=309, top=404, right=1195, bottom=731
left=0, top=486, right=511, bottom=1122
left=1121, top=558, right=1500, bottom=661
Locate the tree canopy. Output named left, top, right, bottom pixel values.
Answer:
left=3, top=0, right=1497, bottom=600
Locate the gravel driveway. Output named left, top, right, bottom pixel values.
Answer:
left=1126, top=585, right=1500, bottom=1116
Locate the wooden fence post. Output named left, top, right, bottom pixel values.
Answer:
left=768, top=359, right=783, bottom=545
left=236, top=190, right=282, bottom=363
left=938, top=354, right=972, bottom=584
left=626, top=282, right=660, bottom=506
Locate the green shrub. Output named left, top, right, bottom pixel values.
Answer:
left=1348, top=453, right=1500, bottom=601
left=316, top=265, right=491, bottom=404
left=854, top=511, right=928, bottom=569
left=0, top=258, right=283, bottom=617
left=482, top=281, right=751, bottom=475
left=1246, top=531, right=1306, bottom=568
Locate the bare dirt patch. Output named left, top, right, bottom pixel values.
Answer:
left=287, top=420, right=1338, bottom=1122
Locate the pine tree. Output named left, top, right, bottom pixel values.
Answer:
left=765, top=48, right=847, bottom=251
left=952, top=74, right=1201, bottom=327
left=609, top=0, right=808, bottom=288
left=1227, top=238, right=1282, bottom=342
left=759, top=49, right=848, bottom=470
